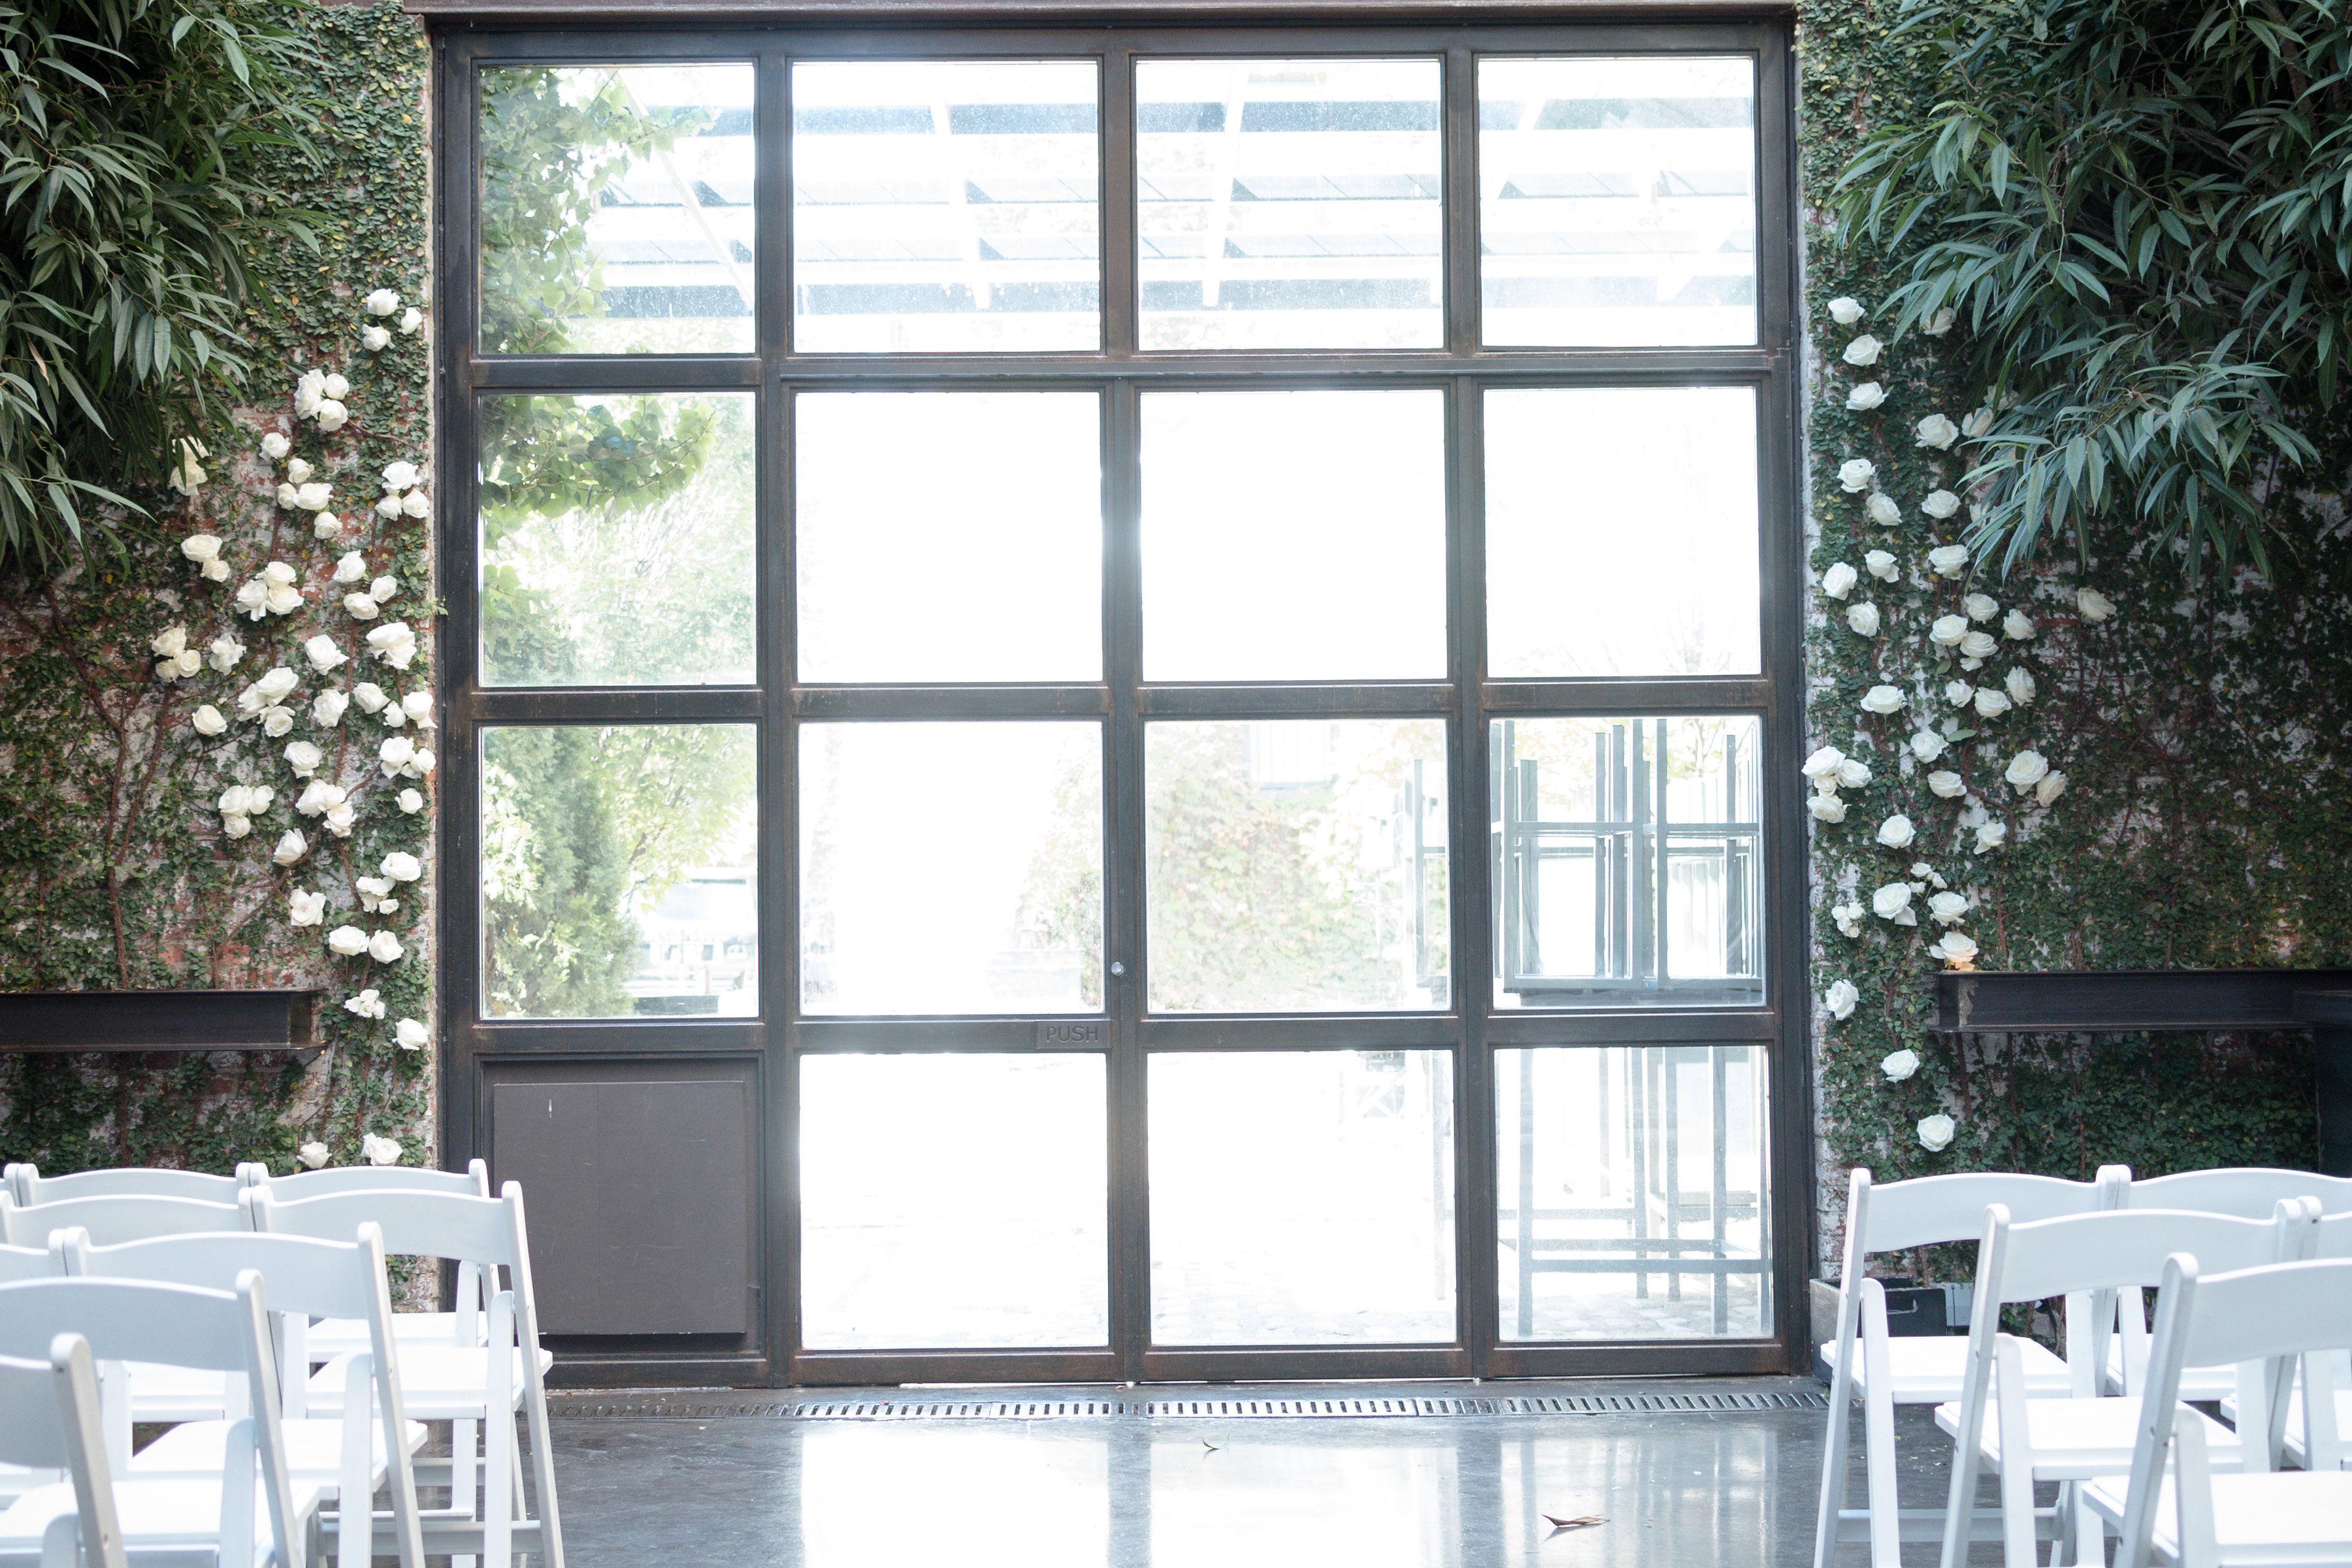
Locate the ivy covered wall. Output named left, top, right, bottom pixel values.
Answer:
left=1795, top=0, right=2350, bottom=1276
left=0, top=1, right=434, bottom=1177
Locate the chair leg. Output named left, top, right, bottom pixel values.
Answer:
left=1860, top=1286, right=1901, bottom=1568
left=453, top=1416, right=479, bottom=1568
left=1994, top=1344, right=2037, bottom=1567
left=1813, top=1362, right=1855, bottom=1568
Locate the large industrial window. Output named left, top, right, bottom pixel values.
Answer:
left=438, top=18, right=1805, bottom=1386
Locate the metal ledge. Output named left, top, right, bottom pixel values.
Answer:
left=1931, top=968, right=2352, bottom=1035
left=0, top=989, right=323, bottom=1054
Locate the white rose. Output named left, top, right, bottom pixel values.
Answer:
left=218, top=784, right=255, bottom=817
left=1924, top=307, right=1957, bottom=335
left=221, top=813, right=252, bottom=840
left=1930, top=613, right=1968, bottom=647
left=1808, top=794, right=1849, bottom=823
left=297, top=1141, right=330, bottom=1170
left=374, top=494, right=404, bottom=519
left=399, top=691, right=434, bottom=729
left=1838, top=457, right=1876, bottom=492
left=286, top=457, right=315, bottom=487
left=345, top=593, right=380, bottom=620
left=1920, top=491, right=1962, bottom=521
left=1801, top=745, right=1848, bottom=782
left=1917, top=1114, right=1956, bottom=1152
left=1865, top=549, right=1898, bottom=581
left=1963, top=593, right=1997, bottom=622
left=275, top=482, right=300, bottom=510
left=1974, top=821, right=2009, bottom=853
left=313, top=688, right=349, bottom=727
left=1961, top=407, right=1994, bottom=438
left=400, top=489, right=430, bottom=520
left=1832, top=759, right=1869, bottom=792
left=395, top=1018, right=428, bottom=1051
left=260, top=705, right=296, bottom=738
left=2002, top=608, right=2035, bottom=640
left=180, top=534, right=222, bottom=567
left=2077, top=587, right=2115, bottom=621
left=351, top=682, right=389, bottom=713
left=314, top=399, right=348, bottom=433
left=1909, top=730, right=1946, bottom=762
left=2004, top=667, right=2036, bottom=706
left=382, top=851, right=423, bottom=883
left=1865, top=493, right=1903, bottom=527
left=362, top=1133, right=402, bottom=1167
left=295, top=780, right=345, bottom=817
left=380, top=461, right=419, bottom=493
left=1927, top=890, right=1970, bottom=925
left=380, top=702, right=406, bottom=728
left=284, top=740, right=323, bottom=777
left=399, top=306, right=423, bottom=335
left=364, top=289, right=400, bottom=317
left=1972, top=687, right=2011, bottom=718
left=1827, top=297, right=1865, bottom=325
left=290, top=482, right=329, bottom=512
left=302, top=635, right=348, bottom=673
left=1846, top=602, right=1882, bottom=636
left=397, top=788, right=425, bottom=814
left=2034, top=770, right=2068, bottom=806
left=261, top=432, right=291, bottom=461
left=325, top=924, right=368, bottom=956
left=322, top=373, right=349, bottom=401
left=263, top=583, right=303, bottom=617
left=1860, top=684, right=1904, bottom=715
left=1821, top=561, right=1858, bottom=600
left=1944, top=679, right=1972, bottom=706
left=1882, top=1049, right=1921, bottom=1081
left=233, top=578, right=269, bottom=619
left=313, top=512, right=342, bottom=541
left=367, top=930, right=404, bottom=963
left=1846, top=380, right=1886, bottom=412
left=1824, top=979, right=1859, bottom=1019
left=1831, top=902, right=1866, bottom=938
left=324, top=801, right=356, bottom=837
left=355, top=876, right=392, bottom=912
left=1927, top=545, right=1970, bottom=580
left=1933, top=930, right=1980, bottom=967
left=370, top=576, right=398, bottom=602
left=1959, top=629, right=1999, bottom=659
left=410, top=748, right=435, bottom=777
left=1915, top=414, right=1959, bottom=449
left=331, top=552, right=364, bottom=584
left=289, top=889, right=326, bottom=927
left=270, top=829, right=308, bottom=867
left=380, top=736, right=416, bottom=775
left=294, top=370, right=325, bottom=419
left=151, top=625, right=188, bottom=659
left=204, top=633, right=242, bottom=673
left=362, top=325, right=391, bottom=351
left=1875, top=813, right=1916, bottom=849
left=201, top=558, right=230, bottom=581
left=1871, top=882, right=1916, bottom=924
left=1842, top=334, right=1883, bottom=367
left=344, top=987, right=386, bottom=1019
left=192, top=704, right=227, bottom=736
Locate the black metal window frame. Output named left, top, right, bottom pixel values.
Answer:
left=433, top=16, right=1810, bottom=1387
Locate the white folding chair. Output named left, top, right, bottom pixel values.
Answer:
left=252, top=1183, right=564, bottom=1568
left=0, top=1247, right=62, bottom=1507
left=2218, top=1207, right=2352, bottom=1471
left=243, top=1164, right=496, bottom=1359
left=0, top=1275, right=315, bottom=1568
left=53, top=1228, right=428, bottom=1568
left=0, top=1333, right=126, bottom=1568
left=2082, top=1256, right=2352, bottom=1568
left=4, top=1165, right=265, bottom=1209
left=2106, top=1166, right=2352, bottom=1397
left=1934, top=1205, right=2310, bottom=1568
left=1814, top=1166, right=2125, bottom=1568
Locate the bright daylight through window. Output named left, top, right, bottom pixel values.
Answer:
left=451, top=26, right=1795, bottom=1379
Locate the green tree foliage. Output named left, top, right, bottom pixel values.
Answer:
left=1832, top=0, right=2352, bottom=576
left=0, top=0, right=322, bottom=565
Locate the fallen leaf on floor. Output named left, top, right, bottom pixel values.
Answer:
left=1201, top=1440, right=1222, bottom=1452
left=1541, top=1514, right=1603, bottom=1531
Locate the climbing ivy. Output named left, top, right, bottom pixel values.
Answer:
left=1799, top=0, right=2348, bottom=1279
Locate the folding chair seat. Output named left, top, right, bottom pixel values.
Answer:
left=242, top=1164, right=495, bottom=1359
left=2103, top=1167, right=2352, bottom=1399
left=1813, top=1166, right=2123, bottom=1568
left=54, top=1228, right=429, bottom=1568
left=1931, top=1204, right=2311, bottom=1568
left=252, top=1183, right=564, bottom=1567
left=0, top=1277, right=316, bottom=1568
left=2080, top=1256, right=2352, bottom=1567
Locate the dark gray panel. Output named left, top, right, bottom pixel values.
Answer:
left=494, top=1077, right=751, bottom=1333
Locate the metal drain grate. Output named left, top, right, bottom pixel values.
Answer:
left=550, top=1388, right=1825, bottom=1422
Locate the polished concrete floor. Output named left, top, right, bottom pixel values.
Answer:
left=543, top=1379, right=1976, bottom=1568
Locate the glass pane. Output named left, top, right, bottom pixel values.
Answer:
left=793, top=60, right=1100, bottom=353
left=480, top=393, right=755, bottom=687
left=1146, top=720, right=1447, bottom=1013
left=1137, top=59, right=1443, bottom=350
left=801, top=1053, right=1107, bottom=1347
left=1492, top=716, right=1762, bottom=1010
left=1149, top=1051, right=1454, bottom=1345
left=1497, top=1046, right=1770, bottom=1339
left=1485, top=386, right=1759, bottom=678
left=481, top=725, right=757, bottom=1018
left=480, top=65, right=755, bottom=355
left=796, top=393, right=1102, bottom=683
left=800, top=723, right=1102, bottom=1015
left=1141, top=390, right=1446, bottom=680
left=1478, top=57, right=1756, bottom=347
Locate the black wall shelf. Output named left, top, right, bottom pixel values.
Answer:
left=0, top=989, right=324, bottom=1055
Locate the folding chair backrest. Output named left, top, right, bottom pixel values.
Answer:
left=248, top=1184, right=521, bottom=1272
left=57, top=1227, right=383, bottom=1326
left=5, top=1164, right=251, bottom=1207
left=1987, top=1204, right=2307, bottom=1306
left=1854, top=1168, right=2119, bottom=1256
left=2309, top=1209, right=2352, bottom=1259
left=0, top=1191, right=246, bottom=1249
left=2123, top=1165, right=2352, bottom=1217
left=0, top=1336, right=126, bottom=1568
left=0, top=1241, right=50, bottom=1284
left=2176, top=1256, right=2352, bottom=1370
left=250, top=1158, right=491, bottom=1200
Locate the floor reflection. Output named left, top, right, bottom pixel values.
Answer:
left=551, top=1381, right=1821, bottom=1568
